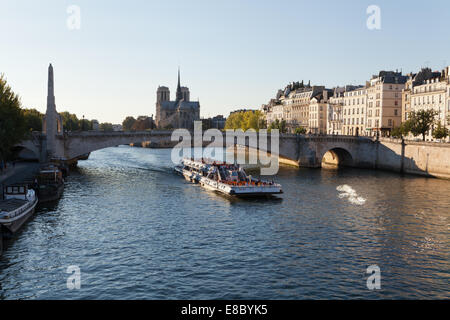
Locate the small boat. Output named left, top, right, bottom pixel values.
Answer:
left=36, top=165, right=65, bottom=203
left=175, top=158, right=283, bottom=197
left=0, top=184, right=38, bottom=234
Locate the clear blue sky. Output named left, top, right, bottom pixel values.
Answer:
left=1, top=0, right=449, bottom=123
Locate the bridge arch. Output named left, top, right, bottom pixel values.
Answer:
left=11, top=145, right=40, bottom=161
left=321, top=147, right=354, bottom=168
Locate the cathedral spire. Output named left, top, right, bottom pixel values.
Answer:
left=176, top=67, right=183, bottom=101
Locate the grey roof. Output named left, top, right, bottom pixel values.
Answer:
left=161, top=101, right=178, bottom=109
left=160, top=100, right=199, bottom=110
left=179, top=101, right=200, bottom=110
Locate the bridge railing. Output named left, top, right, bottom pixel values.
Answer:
left=64, top=130, right=175, bottom=137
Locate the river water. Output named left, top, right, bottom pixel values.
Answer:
left=0, top=146, right=449, bottom=299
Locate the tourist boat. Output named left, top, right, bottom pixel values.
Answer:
left=36, top=165, right=65, bottom=203
left=174, top=158, right=283, bottom=197
left=0, top=184, right=38, bottom=234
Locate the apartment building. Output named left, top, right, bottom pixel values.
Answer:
left=309, top=90, right=332, bottom=134
left=263, top=82, right=325, bottom=132
left=342, top=86, right=367, bottom=136
left=366, top=71, right=407, bottom=137
left=402, top=66, right=450, bottom=141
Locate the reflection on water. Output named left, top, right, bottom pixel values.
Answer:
left=0, top=146, right=449, bottom=299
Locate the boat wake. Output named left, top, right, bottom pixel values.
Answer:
left=336, top=185, right=366, bottom=205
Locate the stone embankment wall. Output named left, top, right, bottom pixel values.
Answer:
left=376, top=138, right=450, bottom=179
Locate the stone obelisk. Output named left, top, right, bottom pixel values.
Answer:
left=43, top=63, right=63, bottom=159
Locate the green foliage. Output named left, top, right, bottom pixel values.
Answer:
left=80, top=119, right=92, bottom=131
left=100, top=122, right=113, bottom=131
left=0, top=74, right=27, bottom=161
left=432, top=123, right=449, bottom=140
left=294, top=127, right=307, bottom=134
left=60, top=111, right=93, bottom=131
left=268, top=119, right=287, bottom=133
left=122, top=116, right=137, bottom=131
left=390, top=126, right=403, bottom=138
left=131, top=116, right=152, bottom=131
left=22, top=108, right=43, bottom=132
left=224, top=110, right=265, bottom=131
left=403, top=109, right=438, bottom=141
left=60, top=111, right=80, bottom=131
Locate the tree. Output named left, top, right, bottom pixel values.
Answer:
left=432, top=122, right=449, bottom=140
left=100, top=122, right=113, bottom=131
left=79, top=118, right=92, bottom=131
left=0, top=74, right=27, bottom=161
left=131, top=116, right=152, bottom=131
left=294, top=127, right=307, bottom=134
left=22, top=108, right=43, bottom=132
left=122, top=116, right=137, bottom=131
left=224, top=110, right=264, bottom=131
left=390, top=126, right=403, bottom=138
left=403, top=109, right=438, bottom=141
left=60, top=111, right=80, bottom=131
left=268, top=119, right=288, bottom=133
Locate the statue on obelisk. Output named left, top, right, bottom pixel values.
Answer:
left=42, top=63, right=63, bottom=159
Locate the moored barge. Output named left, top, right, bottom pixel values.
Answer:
left=0, top=184, right=38, bottom=234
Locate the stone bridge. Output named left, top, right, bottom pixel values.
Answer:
left=16, top=131, right=450, bottom=178
left=55, top=130, right=174, bottom=160
left=17, top=130, right=379, bottom=169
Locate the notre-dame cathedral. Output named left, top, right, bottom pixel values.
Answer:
left=155, top=69, right=200, bottom=129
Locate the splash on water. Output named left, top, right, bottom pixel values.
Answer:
left=337, top=185, right=366, bottom=205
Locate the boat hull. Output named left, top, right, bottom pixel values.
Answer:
left=200, top=177, right=282, bottom=198
left=174, top=166, right=201, bottom=183
left=0, top=199, right=38, bottom=234
left=37, top=183, right=64, bottom=203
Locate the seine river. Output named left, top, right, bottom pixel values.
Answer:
left=0, top=146, right=449, bottom=299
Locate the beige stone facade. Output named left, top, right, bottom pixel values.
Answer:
left=366, top=71, right=406, bottom=137
left=309, top=90, right=331, bottom=134
left=342, top=87, right=367, bottom=136
left=402, top=66, right=450, bottom=141
left=263, top=71, right=407, bottom=138
left=262, top=83, right=325, bottom=132
left=326, top=88, right=345, bottom=135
